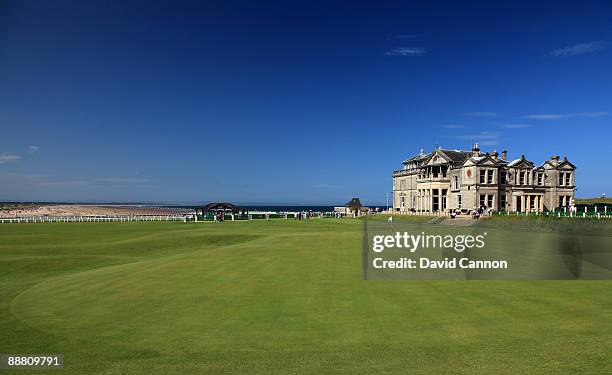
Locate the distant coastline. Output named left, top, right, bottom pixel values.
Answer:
left=0, top=203, right=377, bottom=218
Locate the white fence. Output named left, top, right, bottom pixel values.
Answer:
left=0, top=215, right=188, bottom=224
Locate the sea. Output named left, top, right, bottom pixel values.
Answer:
left=0, top=202, right=351, bottom=213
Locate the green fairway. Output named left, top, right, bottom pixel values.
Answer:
left=1, top=219, right=612, bottom=374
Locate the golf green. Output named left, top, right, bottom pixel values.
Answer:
left=1, top=219, right=611, bottom=374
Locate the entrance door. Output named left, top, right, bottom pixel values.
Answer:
left=516, top=196, right=522, bottom=212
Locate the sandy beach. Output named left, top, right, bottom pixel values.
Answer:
left=0, top=205, right=193, bottom=218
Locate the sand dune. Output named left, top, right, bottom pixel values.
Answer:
left=0, top=205, right=193, bottom=218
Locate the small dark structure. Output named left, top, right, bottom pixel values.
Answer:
left=345, top=197, right=364, bottom=216
left=196, top=202, right=241, bottom=216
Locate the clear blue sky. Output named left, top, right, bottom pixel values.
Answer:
left=1, top=0, right=611, bottom=205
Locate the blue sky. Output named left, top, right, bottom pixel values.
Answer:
left=1, top=0, right=611, bottom=205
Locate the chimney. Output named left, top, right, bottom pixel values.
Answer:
left=472, top=142, right=480, bottom=157
left=501, top=150, right=508, bottom=161
left=551, top=155, right=560, bottom=166
left=492, top=149, right=499, bottom=160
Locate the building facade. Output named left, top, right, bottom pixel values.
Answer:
left=392, top=145, right=576, bottom=213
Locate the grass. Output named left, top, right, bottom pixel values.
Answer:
left=1, top=218, right=611, bottom=374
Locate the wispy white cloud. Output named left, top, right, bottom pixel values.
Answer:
left=310, top=183, right=336, bottom=189
left=478, top=141, right=498, bottom=147
left=0, top=153, right=21, bottom=164
left=0, top=173, right=152, bottom=188
left=443, top=124, right=465, bottom=129
left=500, top=123, right=531, bottom=129
left=523, top=112, right=607, bottom=120
left=385, top=47, right=427, bottom=56
left=550, top=41, right=606, bottom=57
left=457, top=131, right=499, bottom=146
left=27, top=145, right=39, bottom=154
left=466, top=112, right=496, bottom=117
left=96, top=177, right=150, bottom=184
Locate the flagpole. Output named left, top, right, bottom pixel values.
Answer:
left=386, top=192, right=389, bottom=212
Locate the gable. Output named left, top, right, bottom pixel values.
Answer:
left=508, top=157, right=534, bottom=169
left=557, top=160, right=576, bottom=170
left=479, top=158, right=497, bottom=166
left=425, top=150, right=451, bottom=165
left=463, top=154, right=500, bottom=166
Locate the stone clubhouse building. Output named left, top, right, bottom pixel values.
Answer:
left=392, top=144, right=576, bottom=214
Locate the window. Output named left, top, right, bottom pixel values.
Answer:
left=559, top=196, right=564, bottom=208
left=487, top=195, right=494, bottom=209
left=453, top=176, right=459, bottom=190
left=530, top=197, right=536, bottom=210
left=559, top=173, right=565, bottom=186
left=500, top=194, right=507, bottom=210
left=400, top=196, right=405, bottom=209
left=479, top=194, right=486, bottom=207
left=458, top=194, right=462, bottom=209
left=487, top=170, right=494, bottom=184
left=479, top=170, right=486, bottom=184
left=519, top=171, right=525, bottom=185
left=566, top=173, right=571, bottom=186
left=442, top=189, right=447, bottom=210
left=538, top=173, right=544, bottom=186
left=500, top=171, right=507, bottom=184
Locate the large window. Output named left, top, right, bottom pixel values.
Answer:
left=559, top=173, right=565, bottom=186
left=538, top=173, right=544, bottom=186
left=487, top=195, right=493, bottom=208
left=519, top=171, right=526, bottom=185
left=487, top=170, right=494, bottom=184
left=565, top=173, right=571, bottom=186
left=500, top=194, right=507, bottom=210
left=479, top=170, right=486, bottom=184
left=479, top=194, right=486, bottom=207
left=500, top=171, right=507, bottom=184
left=453, top=176, right=460, bottom=190
left=441, top=189, right=447, bottom=210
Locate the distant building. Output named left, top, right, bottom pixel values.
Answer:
left=334, top=197, right=366, bottom=217
left=392, top=144, right=576, bottom=213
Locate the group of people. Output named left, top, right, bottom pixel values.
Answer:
left=295, top=211, right=312, bottom=220
left=471, top=205, right=491, bottom=220
left=447, top=205, right=491, bottom=220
